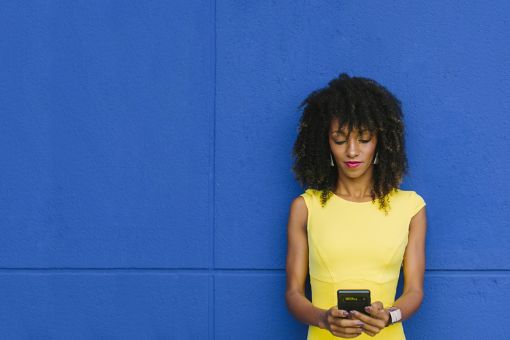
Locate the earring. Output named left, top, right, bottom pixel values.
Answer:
left=330, top=152, right=335, bottom=167
left=373, top=152, right=379, bottom=164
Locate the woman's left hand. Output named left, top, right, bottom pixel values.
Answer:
left=348, top=301, right=390, bottom=337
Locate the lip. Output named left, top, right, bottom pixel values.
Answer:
left=344, top=161, right=362, bottom=168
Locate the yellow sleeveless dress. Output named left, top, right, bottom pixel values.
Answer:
left=300, top=188, right=426, bottom=340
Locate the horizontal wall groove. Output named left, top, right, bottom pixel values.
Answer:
left=0, top=268, right=509, bottom=275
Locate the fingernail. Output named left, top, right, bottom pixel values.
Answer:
left=350, top=310, right=357, bottom=315
left=357, top=321, right=364, bottom=326
left=365, top=306, right=371, bottom=312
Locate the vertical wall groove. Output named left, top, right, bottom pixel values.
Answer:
left=209, top=0, right=218, bottom=339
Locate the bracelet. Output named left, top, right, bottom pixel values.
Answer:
left=385, top=307, right=402, bottom=326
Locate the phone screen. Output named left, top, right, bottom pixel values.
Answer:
left=337, top=289, right=371, bottom=315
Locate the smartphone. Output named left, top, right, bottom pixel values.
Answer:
left=337, top=289, right=371, bottom=316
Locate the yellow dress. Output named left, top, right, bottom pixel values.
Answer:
left=300, top=188, right=426, bottom=340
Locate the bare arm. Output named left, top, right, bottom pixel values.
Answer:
left=392, top=205, right=428, bottom=320
left=285, top=196, right=327, bottom=328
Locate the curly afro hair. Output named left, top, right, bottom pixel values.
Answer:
left=292, top=73, right=408, bottom=214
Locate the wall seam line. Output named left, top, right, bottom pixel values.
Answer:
left=209, top=0, right=217, bottom=339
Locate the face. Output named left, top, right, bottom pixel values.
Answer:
left=329, top=118, right=378, bottom=179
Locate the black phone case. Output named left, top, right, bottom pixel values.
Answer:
left=337, top=289, right=371, bottom=315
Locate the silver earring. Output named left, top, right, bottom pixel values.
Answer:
left=330, top=152, right=335, bottom=167
left=373, top=152, right=379, bottom=164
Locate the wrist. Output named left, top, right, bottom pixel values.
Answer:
left=317, top=309, right=327, bottom=329
left=384, top=309, right=391, bottom=327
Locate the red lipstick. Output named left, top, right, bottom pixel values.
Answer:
left=344, top=161, right=362, bottom=168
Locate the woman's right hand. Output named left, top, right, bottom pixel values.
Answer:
left=319, top=306, right=364, bottom=338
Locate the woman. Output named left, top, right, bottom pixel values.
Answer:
left=285, top=73, right=427, bottom=339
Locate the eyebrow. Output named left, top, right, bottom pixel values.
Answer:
left=332, top=129, right=371, bottom=136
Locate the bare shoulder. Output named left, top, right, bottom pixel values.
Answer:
left=288, top=195, right=308, bottom=232
left=291, top=195, right=307, bottom=211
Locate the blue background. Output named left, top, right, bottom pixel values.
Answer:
left=1, top=1, right=509, bottom=339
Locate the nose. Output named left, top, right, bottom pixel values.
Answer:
left=346, top=138, right=360, bottom=158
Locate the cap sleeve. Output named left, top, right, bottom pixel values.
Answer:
left=299, top=188, right=314, bottom=210
left=300, top=189, right=315, bottom=228
left=410, top=191, right=426, bottom=218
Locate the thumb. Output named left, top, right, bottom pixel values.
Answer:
left=331, top=306, right=349, bottom=318
left=371, top=301, right=384, bottom=311
left=365, top=301, right=384, bottom=316
left=370, top=306, right=388, bottom=320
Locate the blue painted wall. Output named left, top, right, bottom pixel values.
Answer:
left=1, top=1, right=509, bottom=339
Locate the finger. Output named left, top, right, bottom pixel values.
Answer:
left=364, top=305, right=388, bottom=322
left=336, top=318, right=365, bottom=329
left=364, top=305, right=377, bottom=317
left=334, top=309, right=350, bottom=318
left=356, top=308, right=387, bottom=335
left=331, top=322, right=364, bottom=336
left=364, top=301, right=383, bottom=316
left=365, top=306, right=384, bottom=320
left=349, top=310, right=385, bottom=329
left=363, top=329, right=376, bottom=337
left=329, top=306, right=349, bottom=318
left=360, top=321, right=380, bottom=334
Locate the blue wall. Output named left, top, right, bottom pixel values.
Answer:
left=1, top=1, right=509, bottom=339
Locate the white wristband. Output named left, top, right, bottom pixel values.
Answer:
left=388, top=307, right=402, bottom=324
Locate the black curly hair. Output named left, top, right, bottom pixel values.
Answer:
left=291, top=73, right=408, bottom=214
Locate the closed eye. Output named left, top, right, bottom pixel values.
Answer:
left=334, top=140, right=371, bottom=145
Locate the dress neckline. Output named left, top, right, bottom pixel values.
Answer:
left=331, top=191, right=374, bottom=204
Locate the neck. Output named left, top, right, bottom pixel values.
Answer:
left=335, top=171, right=374, bottom=198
